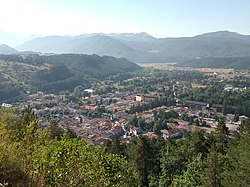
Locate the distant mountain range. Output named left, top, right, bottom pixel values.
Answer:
left=2, top=31, right=250, bottom=63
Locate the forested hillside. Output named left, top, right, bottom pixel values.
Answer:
left=0, top=54, right=140, bottom=101
left=176, top=57, right=250, bottom=70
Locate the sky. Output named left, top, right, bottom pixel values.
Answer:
left=0, top=0, right=250, bottom=38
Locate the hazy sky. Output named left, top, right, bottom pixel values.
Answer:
left=0, top=0, right=250, bottom=37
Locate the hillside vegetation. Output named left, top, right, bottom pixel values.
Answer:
left=1, top=107, right=250, bottom=186
left=175, top=57, right=250, bottom=70
left=0, top=108, right=137, bottom=186
left=0, top=54, right=140, bottom=101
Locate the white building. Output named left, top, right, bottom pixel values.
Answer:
left=1, top=103, right=12, bottom=108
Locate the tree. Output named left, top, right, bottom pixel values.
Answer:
left=180, top=131, right=210, bottom=159
left=222, top=100, right=228, bottom=115
left=0, top=108, right=138, bottom=187
left=171, top=154, right=203, bottom=187
left=34, top=134, right=138, bottom=187
left=201, top=144, right=224, bottom=187
left=102, top=136, right=125, bottom=155
left=216, top=118, right=229, bottom=135
left=47, top=120, right=65, bottom=140
left=73, top=86, right=84, bottom=98
left=0, top=109, right=29, bottom=186
left=215, top=119, right=229, bottom=154
left=159, top=142, right=187, bottom=187
left=126, top=136, right=156, bottom=187
left=222, top=120, right=250, bottom=187
left=153, top=119, right=165, bottom=135
left=126, top=136, right=165, bottom=187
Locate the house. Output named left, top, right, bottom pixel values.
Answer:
left=143, top=132, right=159, bottom=139
left=239, top=115, right=249, bottom=122
left=136, top=95, right=145, bottom=102
left=185, top=100, right=207, bottom=111
left=84, top=105, right=97, bottom=110
left=212, top=104, right=236, bottom=113
left=84, top=89, right=94, bottom=93
left=130, top=126, right=139, bottom=137
left=161, top=128, right=181, bottom=139
left=1, top=103, right=12, bottom=108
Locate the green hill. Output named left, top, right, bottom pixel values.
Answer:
left=0, top=54, right=141, bottom=100
left=175, top=57, right=250, bottom=70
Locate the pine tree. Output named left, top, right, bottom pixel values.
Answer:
left=171, top=154, right=203, bottom=187
left=159, top=142, right=186, bottom=187
left=222, top=120, right=250, bottom=187
left=202, top=144, right=224, bottom=187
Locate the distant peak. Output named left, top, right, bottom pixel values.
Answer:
left=0, top=44, right=9, bottom=47
left=0, top=43, right=14, bottom=48
left=0, top=44, right=19, bottom=54
left=138, top=32, right=151, bottom=35
left=195, top=30, right=243, bottom=38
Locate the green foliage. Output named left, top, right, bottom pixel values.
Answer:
left=0, top=108, right=138, bottom=186
left=176, top=57, right=250, bottom=70
left=126, top=136, right=165, bottom=187
left=130, top=98, right=171, bottom=114
left=180, top=131, right=210, bottom=159
left=153, top=119, right=167, bottom=135
left=0, top=54, right=140, bottom=94
left=1, top=107, right=250, bottom=187
left=155, top=110, right=179, bottom=121
left=215, top=119, right=229, bottom=154
left=32, top=64, right=71, bottom=83
left=201, top=144, right=224, bottom=187
left=0, top=149, right=29, bottom=187
left=0, top=82, right=20, bottom=102
left=171, top=154, right=203, bottom=187
left=102, top=136, right=126, bottom=155
left=35, top=135, right=133, bottom=186
left=159, top=141, right=187, bottom=187
left=216, top=119, right=229, bottom=135
left=222, top=120, right=250, bottom=187
left=185, top=83, right=250, bottom=117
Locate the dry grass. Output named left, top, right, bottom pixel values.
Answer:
left=138, top=63, right=176, bottom=70
left=138, top=63, right=250, bottom=80
left=0, top=60, right=49, bottom=84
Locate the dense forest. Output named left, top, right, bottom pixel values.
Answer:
left=175, top=57, right=250, bottom=70
left=1, top=107, right=250, bottom=186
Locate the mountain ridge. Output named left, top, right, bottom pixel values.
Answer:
left=0, top=44, right=19, bottom=54
left=14, top=31, right=250, bottom=62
